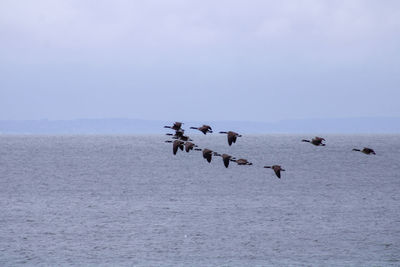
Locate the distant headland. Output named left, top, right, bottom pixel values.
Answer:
left=0, top=117, right=399, bottom=134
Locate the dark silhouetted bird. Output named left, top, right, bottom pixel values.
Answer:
left=352, top=147, right=376, bottom=155
left=213, top=152, right=236, bottom=168
left=190, top=125, right=213, bottom=134
left=166, top=129, right=184, bottom=138
left=164, top=122, right=183, bottom=131
left=219, top=131, right=242, bottom=146
left=232, top=158, right=252, bottom=165
left=264, top=165, right=285, bottom=178
left=173, top=140, right=184, bottom=155
left=184, top=142, right=198, bottom=152
left=302, top=136, right=326, bottom=146
left=202, top=149, right=214, bottom=163
left=165, top=140, right=184, bottom=155
left=166, top=130, right=192, bottom=141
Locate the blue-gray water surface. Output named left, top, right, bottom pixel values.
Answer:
left=0, top=134, right=399, bottom=266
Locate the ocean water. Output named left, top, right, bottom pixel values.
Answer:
left=0, top=134, right=399, bottom=266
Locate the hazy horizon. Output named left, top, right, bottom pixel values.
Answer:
left=1, top=115, right=400, bottom=122
left=1, top=117, right=399, bottom=134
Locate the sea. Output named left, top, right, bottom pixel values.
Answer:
left=0, top=134, right=399, bottom=266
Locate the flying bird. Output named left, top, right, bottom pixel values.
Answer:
left=219, top=131, right=242, bottom=146
left=352, top=147, right=376, bottom=155
left=166, top=130, right=192, bottom=141
left=166, top=129, right=184, bottom=138
left=264, top=165, right=285, bottom=178
left=202, top=149, right=214, bottom=163
left=232, top=158, right=252, bottom=165
left=176, top=135, right=192, bottom=142
left=165, top=140, right=184, bottom=155
left=213, top=152, right=236, bottom=168
left=302, top=136, right=326, bottom=146
left=190, top=125, right=213, bottom=134
left=184, top=142, right=198, bottom=152
left=164, top=122, right=184, bottom=131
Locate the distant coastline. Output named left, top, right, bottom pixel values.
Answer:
left=0, top=117, right=399, bottom=134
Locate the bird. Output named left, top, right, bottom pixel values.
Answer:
left=176, top=135, right=192, bottom=142
left=165, top=140, right=185, bottom=155
left=352, top=147, right=376, bottom=155
left=302, top=136, right=326, bottom=146
left=164, top=122, right=184, bottom=131
left=202, top=149, right=214, bottom=163
left=264, top=165, right=285, bottom=178
left=166, top=129, right=184, bottom=138
left=190, top=125, right=213, bottom=134
left=166, top=130, right=192, bottom=141
left=219, top=131, right=242, bottom=146
left=184, top=142, right=198, bottom=152
left=213, top=152, right=236, bottom=168
left=232, top=158, right=252, bottom=165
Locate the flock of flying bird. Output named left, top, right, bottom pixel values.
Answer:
left=164, top=121, right=376, bottom=179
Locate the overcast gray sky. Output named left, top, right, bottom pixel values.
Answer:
left=1, top=0, right=399, bottom=122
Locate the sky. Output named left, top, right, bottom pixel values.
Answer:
left=1, top=0, right=400, bottom=122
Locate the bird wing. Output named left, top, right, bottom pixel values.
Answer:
left=227, top=134, right=233, bottom=146
left=184, top=142, right=193, bottom=152
left=222, top=156, right=230, bottom=168
left=206, top=153, right=212, bottom=163
left=173, top=141, right=179, bottom=155
left=273, top=166, right=282, bottom=178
